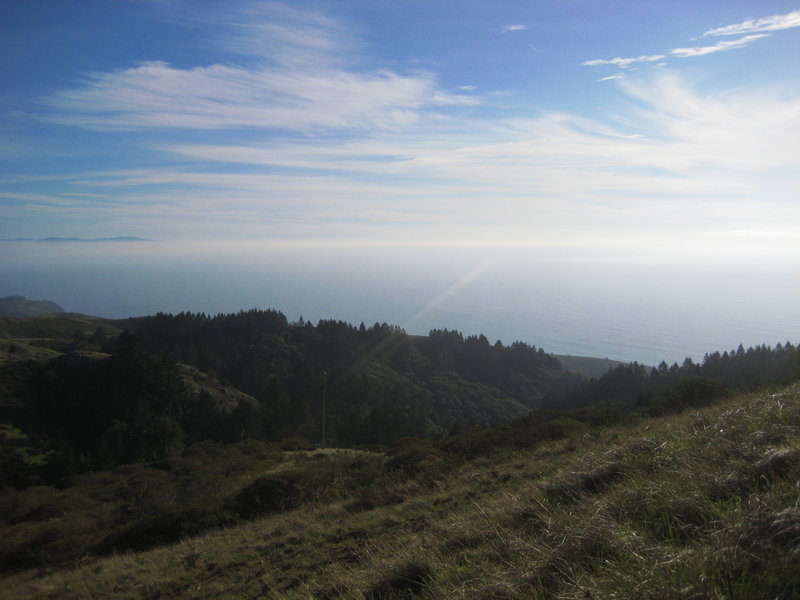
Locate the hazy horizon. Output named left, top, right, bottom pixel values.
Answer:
left=3, top=239, right=798, bottom=366
left=1, top=2, right=798, bottom=366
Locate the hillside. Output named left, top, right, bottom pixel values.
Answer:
left=1, top=310, right=796, bottom=468
left=0, top=307, right=798, bottom=598
left=0, top=313, right=123, bottom=367
left=2, top=381, right=798, bottom=599
left=94, top=310, right=568, bottom=443
left=0, top=296, right=64, bottom=318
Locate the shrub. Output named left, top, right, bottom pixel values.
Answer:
left=280, top=437, right=313, bottom=451
left=656, top=376, right=730, bottom=412
left=235, top=472, right=308, bottom=517
left=537, top=417, right=586, bottom=440
left=95, top=504, right=235, bottom=553
left=386, top=447, right=436, bottom=474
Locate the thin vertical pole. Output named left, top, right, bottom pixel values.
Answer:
left=322, top=370, right=327, bottom=449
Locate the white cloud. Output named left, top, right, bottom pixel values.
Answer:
left=583, top=32, right=769, bottom=68
left=616, top=74, right=800, bottom=172
left=38, top=6, right=477, bottom=133
left=41, top=61, right=445, bottom=131
left=582, top=54, right=664, bottom=68
left=12, top=3, right=800, bottom=249
left=0, top=191, right=77, bottom=206
left=501, top=24, right=527, bottom=33
left=217, top=2, right=357, bottom=68
left=585, top=9, right=797, bottom=72
left=127, top=73, right=800, bottom=225
left=701, top=9, right=800, bottom=37
left=669, top=34, right=771, bottom=58
left=432, top=91, right=483, bottom=106
left=712, top=230, right=800, bottom=239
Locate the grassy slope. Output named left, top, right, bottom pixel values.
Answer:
left=0, top=315, right=123, bottom=366
left=3, top=381, right=799, bottom=599
left=0, top=314, right=122, bottom=340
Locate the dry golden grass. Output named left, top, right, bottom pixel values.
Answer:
left=3, top=382, right=799, bottom=599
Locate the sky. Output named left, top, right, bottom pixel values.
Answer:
left=1, top=0, right=799, bottom=264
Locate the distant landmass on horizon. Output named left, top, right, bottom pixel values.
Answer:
left=3, top=236, right=148, bottom=242
left=0, top=295, right=65, bottom=318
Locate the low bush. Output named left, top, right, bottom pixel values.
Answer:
left=96, top=504, right=236, bottom=553
left=655, top=376, right=730, bottom=413
left=234, top=471, right=312, bottom=517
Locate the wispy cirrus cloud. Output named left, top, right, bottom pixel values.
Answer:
left=12, top=64, right=800, bottom=247
left=68, top=70, right=798, bottom=191
left=137, top=73, right=800, bottom=215
left=712, top=229, right=800, bottom=239
left=583, top=54, right=664, bottom=68
left=215, top=2, right=357, bottom=68
left=668, top=33, right=771, bottom=58
left=41, top=61, right=446, bottom=131
left=0, top=191, right=78, bottom=206
left=583, top=9, right=797, bottom=73
left=501, top=24, right=527, bottom=33
left=597, top=74, right=624, bottom=82
left=700, top=9, right=800, bottom=37
left=37, top=5, right=478, bottom=132
left=10, top=2, right=800, bottom=248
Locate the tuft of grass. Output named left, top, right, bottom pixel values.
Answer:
left=543, top=457, right=627, bottom=502
left=365, top=559, right=433, bottom=599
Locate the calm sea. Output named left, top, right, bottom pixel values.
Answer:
left=2, top=240, right=798, bottom=366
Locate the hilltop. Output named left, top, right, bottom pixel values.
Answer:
left=0, top=296, right=64, bottom=318
left=2, top=381, right=798, bottom=599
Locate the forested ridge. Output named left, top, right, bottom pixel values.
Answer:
left=1, top=307, right=797, bottom=486
left=74, top=309, right=563, bottom=453
left=546, top=341, right=800, bottom=412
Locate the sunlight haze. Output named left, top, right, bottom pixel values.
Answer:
left=1, top=0, right=799, bottom=363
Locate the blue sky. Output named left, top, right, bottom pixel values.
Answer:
left=2, top=0, right=799, bottom=263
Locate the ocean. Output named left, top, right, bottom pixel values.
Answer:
left=2, top=240, right=798, bottom=366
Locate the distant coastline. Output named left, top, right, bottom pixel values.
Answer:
left=1, top=242, right=795, bottom=366
left=2, top=236, right=149, bottom=242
